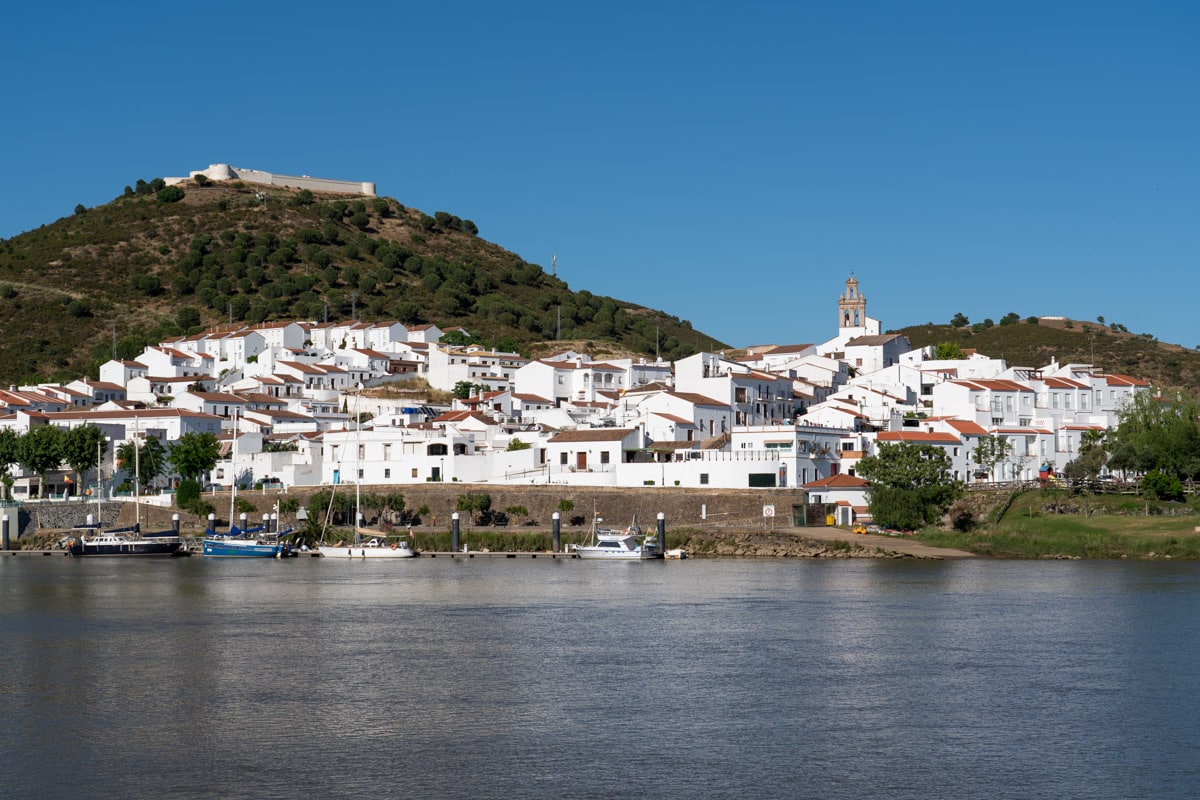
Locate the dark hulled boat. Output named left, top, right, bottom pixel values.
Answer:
left=67, top=524, right=184, bottom=557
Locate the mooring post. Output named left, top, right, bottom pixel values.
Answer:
left=552, top=511, right=561, bottom=552
left=207, top=513, right=216, bottom=535
left=451, top=511, right=460, bottom=553
left=657, top=512, right=666, bottom=553
left=172, top=514, right=180, bottom=536
left=1, top=514, right=8, bottom=550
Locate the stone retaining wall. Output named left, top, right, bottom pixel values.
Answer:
left=25, top=486, right=813, bottom=536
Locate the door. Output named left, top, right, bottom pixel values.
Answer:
left=576, top=452, right=588, bottom=471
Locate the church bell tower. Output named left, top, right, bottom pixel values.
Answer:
left=838, top=275, right=866, bottom=329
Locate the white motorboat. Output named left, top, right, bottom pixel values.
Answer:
left=319, top=536, right=416, bottom=559
left=572, top=518, right=663, bottom=560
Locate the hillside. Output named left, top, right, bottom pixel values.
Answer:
left=0, top=178, right=723, bottom=385
left=894, top=316, right=1200, bottom=392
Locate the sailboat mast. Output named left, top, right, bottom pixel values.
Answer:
left=229, top=408, right=237, bottom=529
left=133, top=417, right=140, bottom=528
left=354, top=399, right=361, bottom=543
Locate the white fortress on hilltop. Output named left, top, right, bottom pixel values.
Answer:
left=164, top=163, right=376, bottom=197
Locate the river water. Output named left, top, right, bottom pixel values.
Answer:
left=2, top=555, right=1198, bottom=799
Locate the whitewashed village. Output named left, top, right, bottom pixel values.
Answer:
left=0, top=276, right=1149, bottom=527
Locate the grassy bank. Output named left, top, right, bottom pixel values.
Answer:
left=916, top=489, right=1200, bottom=559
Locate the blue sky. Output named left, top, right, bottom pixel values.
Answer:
left=3, top=1, right=1197, bottom=353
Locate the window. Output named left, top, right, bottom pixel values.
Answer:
left=600, top=451, right=610, bottom=464
left=560, top=452, right=568, bottom=465
left=411, top=468, right=418, bottom=478
left=384, top=468, right=390, bottom=479
left=700, top=473, right=709, bottom=485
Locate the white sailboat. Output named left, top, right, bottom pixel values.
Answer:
left=318, top=398, right=415, bottom=559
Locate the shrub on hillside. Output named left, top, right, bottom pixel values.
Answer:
left=156, top=185, right=185, bottom=203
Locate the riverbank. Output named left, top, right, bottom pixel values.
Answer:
left=917, top=488, right=1200, bottom=559
left=12, top=485, right=1200, bottom=560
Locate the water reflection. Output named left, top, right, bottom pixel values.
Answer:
left=2, top=557, right=1199, bottom=799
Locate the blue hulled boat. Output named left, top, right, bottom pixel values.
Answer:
left=202, top=523, right=292, bottom=558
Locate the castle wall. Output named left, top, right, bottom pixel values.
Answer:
left=165, top=163, right=376, bottom=196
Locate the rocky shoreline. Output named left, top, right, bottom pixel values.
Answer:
left=672, top=528, right=976, bottom=559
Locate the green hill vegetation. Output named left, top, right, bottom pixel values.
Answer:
left=0, top=178, right=723, bottom=385
left=894, top=313, right=1200, bottom=393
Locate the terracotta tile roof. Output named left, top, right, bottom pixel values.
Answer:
left=1043, top=377, right=1089, bottom=389
left=951, top=379, right=1034, bottom=392
left=803, top=473, right=869, bottom=489
left=877, top=431, right=961, bottom=444
left=650, top=412, right=695, bottom=426
left=665, top=392, right=728, bottom=407
left=946, top=419, right=988, bottom=435
left=1099, top=373, right=1151, bottom=387
left=845, top=334, right=906, bottom=346
left=548, top=428, right=637, bottom=443
left=648, top=440, right=698, bottom=450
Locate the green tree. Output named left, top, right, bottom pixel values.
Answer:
left=452, top=380, right=484, bottom=399
left=156, top=185, right=185, bottom=203
left=456, top=492, right=492, bottom=514
left=441, top=329, right=477, bottom=346
left=0, top=428, right=22, bottom=499
left=1141, top=469, right=1184, bottom=504
left=18, top=425, right=66, bottom=498
left=61, top=425, right=107, bottom=491
left=1076, top=429, right=1108, bottom=479
left=857, top=442, right=961, bottom=530
left=506, top=438, right=532, bottom=451
left=176, top=306, right=202, bottom=331
left=1106, top=391, right=1200, bottom=480
left=932, top=342, right=965, bottom=360
left=168, top=432, right=222, bottom=482
left=950, top=312, right=969, bottom=327
left=972, top=434, right=1012, bottom=483
left=117, top=437, right=167, bottom=490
